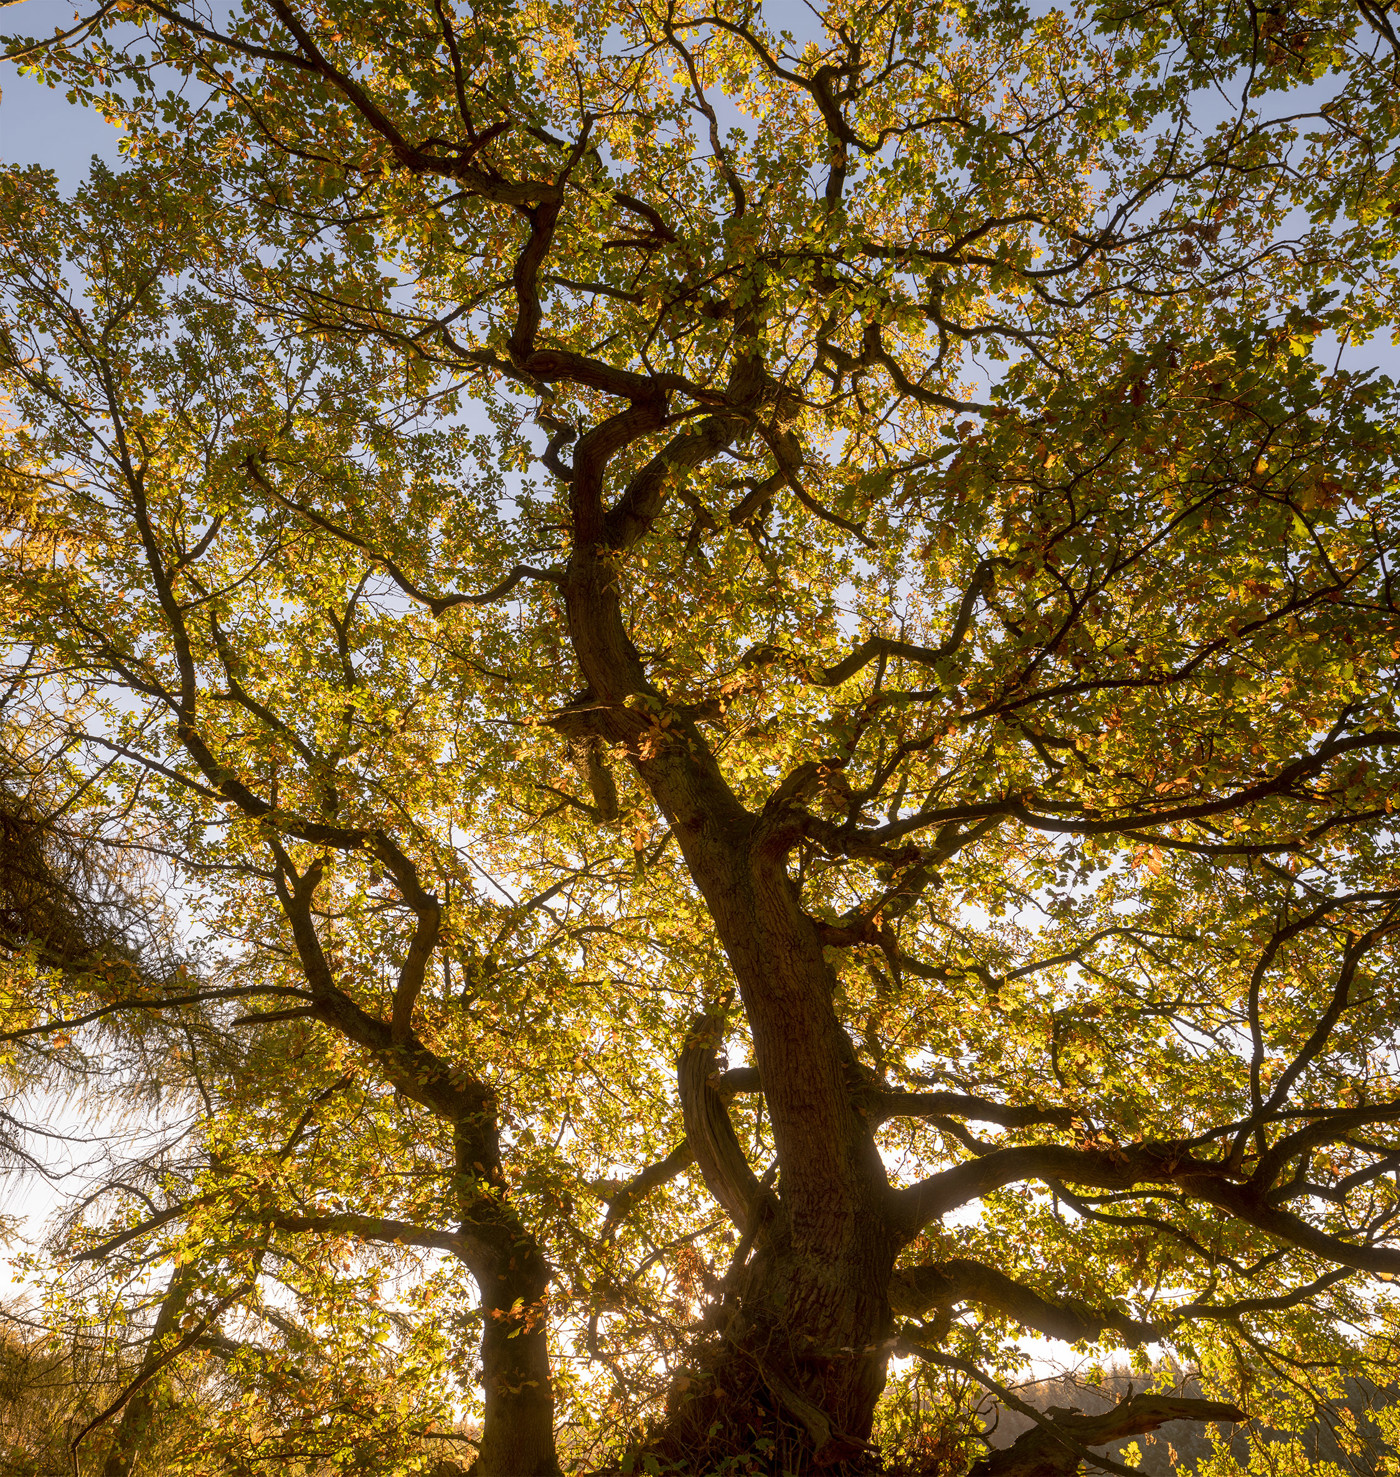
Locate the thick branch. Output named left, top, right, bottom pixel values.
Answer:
left=967, top=1391, right=1246, bottom=1477
left=259, top=1209, right=468, bottom=1259
left=899, top=1140, right=1400, bottom=1274
left=889, top=1258, right=1161, bottom=1346
left=896, top=1142, right=1187, bottom=1230
left=848, top=728, right=1400, bottom=852
left=677, top=1012, right=767, bottom=1233
left=600, top=1066, right=763, bottom=1228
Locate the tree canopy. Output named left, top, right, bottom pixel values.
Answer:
left=3, top=0, right=1400, bottom=1473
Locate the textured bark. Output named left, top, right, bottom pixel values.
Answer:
left=472, top=1260, right=557, bottom=1477
left=653, top=1229, right=899, bottom=1472
left=639, top=803, right=897, bottom=1462
left=561, top=421, right=906, bottom=1466
left=453, top=1125, right=560, bottom=1477
left=621, top=767, right=894, bottom=1463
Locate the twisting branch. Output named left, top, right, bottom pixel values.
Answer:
left=900, top=1343, right=1244, bottom=1477
left=677, top=1012, right=769, bottom=1233
left=803, top=560, right=995, bottom=687
left=889, top=1258, right=1161, bottom=1346
left=599, top=1067, right=763, bottom=1230
left=245, top=456, right=562, bottom=614
left=896, top=1139, right=1400, bottom=1277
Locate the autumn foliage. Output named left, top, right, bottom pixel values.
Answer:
left=3, top=1, right=1400, bottom=1473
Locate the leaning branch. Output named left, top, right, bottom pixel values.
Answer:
left=889, top=1257, right=1161, bottom=1346
left=246, top=457, right=561, bottom=614
left=0, top=984, right=315, bottom=1044
left=257, top=1209, right=469, bottom=1259
left=600, top=1067, right=762, bottom=1229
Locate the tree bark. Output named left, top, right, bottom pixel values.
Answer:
left=453, top=1125, right=560, bottom=1477
left=636, top=761, right=901, bottom=1463
left=563, top=461, right=903, bottom=1467
left=967, top=1393, right=1245, bottom=1477
left=274, top=859, right=561, bottom=1477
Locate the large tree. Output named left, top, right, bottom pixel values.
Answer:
left=4, top=0, right=1400, bottom=1472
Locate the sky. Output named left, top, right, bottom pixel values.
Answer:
left=1, top=2, right=128, bottom=182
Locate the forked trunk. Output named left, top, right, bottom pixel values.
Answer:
left=642, top=766, right=904, bottom=1471
left=565, top=527, right=908, bottom=1469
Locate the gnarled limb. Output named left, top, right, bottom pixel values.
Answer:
left=896, top=1141, right=1192, bottom=1231
left=677, top=1012, right=768, bottom=1234
left=254, top=1210, right=468, bottom=1259
left=898, top=1137, right=1400, bottom=1277
left=889, top=1259, right=1161, bottom=1347
left=600, top=1067, right=763, bottom=1230
left=903, top=1343, right=1244, bottom=1477
left=966, top=1391, right=1246, bottom=1477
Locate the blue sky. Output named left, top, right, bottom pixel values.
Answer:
left=1, top=1, right=128, bottom=182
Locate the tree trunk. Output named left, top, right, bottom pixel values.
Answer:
left=565, top=495, right=904, bottom=1468
left=643, top=757, right=903, bottom=1470
left=453, top=1124, right=560, bottom=1477
left=99, top=1274, right=189, bottom=1477
left=472, top=1258, right=557, bottom=1477
left=275, top=863, right=562, bottom=1477
left=653, top=1198, right=899, bottom=1472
